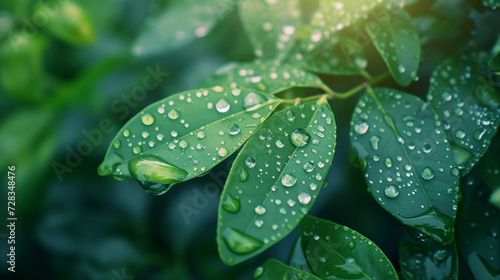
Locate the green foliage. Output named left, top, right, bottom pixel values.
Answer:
left=254, top=259, right=321, bottom=280
left=490, top=53, right=500, bottom=73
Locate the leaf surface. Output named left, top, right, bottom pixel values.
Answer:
left=350, top=88, right=460, bottom=244
left=217, top=98, right=336, bottom=265
left=490, top=53, right=500, bottom=73
left=254, top=259, right=322, bottom=280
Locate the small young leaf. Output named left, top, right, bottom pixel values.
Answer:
left=456, top=175, right=500, bottom=280
left=350, top=88, right=460, bottom=244
left=288, top=236, right=313, bottom=274
left=296, top=35, right=367, bottom=76
left=238, top=0, right=301, bottom=60
left=217, top=98, right=336, bottom=265
left=99, top=87, right=281, bottom=192
left=483, top=0, right=500, bottom=9
left=490, top=53, right=500, bottom=73
left=254, top=259, right=322, bottom=280
left=399, top=237, right=458, bottom=280
left=366, top=9, right=420, bottom=86
left=203, top=60, right=330, bottom=94
left=299, top=215, right=398, bottom=280
left=132, top=1, right=221, bottom=57
left=427, top=53, right=500, bottom=175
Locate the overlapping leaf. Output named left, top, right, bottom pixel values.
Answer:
left=299, top=215, right=398, bottom=280
left=456, top=175, right=500, bottom=280
left=98, top=87, right=281, bottom=193
left=350, top=88, right=460, bottom=244
left=483, top=0, right=500, bottom=9
left=132, top=1, right=223, bottom=57
left=254, top=259, right=321, bottom=280
left=217, top=98, right=336, bottom=265
left=399, top=237, right=458, bottom=280
left=288, top=236, right=313, bottom=274
left=490, top=53, right=500, bottom=73
left=475, top=134, right=500, bottom=190
left=366, top=9, right=420, bottom=86
left=203, top=60, right=329, bottom=94
left=238, top=0, right=301, bottom=60
left=427, top=53, right=500, bottom=175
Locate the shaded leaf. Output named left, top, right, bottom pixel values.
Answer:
left=132, top=1, right=221, bottom=57
left=238, top=0, right=301, bottom=60
left=366, top=9, right=420, bottom=86
left=99, top=87, right=281, bottom=191
left=427, top=53, right=500, bottom=175
left=296, top=35, right=367, bottom=76
left=483, top=0, right=500, bottom=9
left=288, top=236, right=313, bottom=274
left=254, top=259, right=321, bottom=280
left=474, top=134, right=500, bottom=190
left=490, top=53, right=500, bottom=73
left=217, top=98, right=336, bottom=265
left=350, top=88, right=460, bottom=244
left=456, top=175, right=500, bottom=280
left=203, top=60, right=330, bottom=94
left=299, top=215, right=398, bottom=280
left=399, top=237, right=458, bottom=280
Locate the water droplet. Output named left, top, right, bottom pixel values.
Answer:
left=281, top=174, right=297, bottom=187
left=197, top=131, right=206, bottom=139
left=423, top=144, right=432, bottom=153
left=455, top=130, right=465, bottom=139
left=129, top=155, right=188, bottom=192
left=298, top=193, right=312, bottom=205
left=222, top=227, right=263, bottom=254
left=385, top=185, right=399, bottom=198
left=275, top=140, right=284, bottom=148
left=228, top=123, right=241, bottom=135
left=474, top=129, right=486, bottom=140
left=286, top=110, right=295, bottom=121
left=245, top=157, right=256, bottom=168
left=348, top=241, right=356, bottom=249
left=399, top=65, right=406, bottom=73
left=141, top=113, right=155, bottom=125
left=123, top=130, right=130, bottom=137
left=255, top=205, right=266, bottom=215
left=451, top=168, right=459, bottom=177
left=369, top=135, right=381, bottom=150
left=113, top=139, right=121, bottom=149
left=421, top=167, right=435, bottom=180
left=385, top=157, right=393, bottom=168
left=254, top=266, right=264, bottom=278
left=179, top=140, right=189, bottom=149
left=168, top=109, right=179, bottom=120
left=287, top=199, right=296, bottom=207
left=222, top=195, right=241, bottom=213
left=238, top=167, right=248, bottom=182
left=303, top=161, right=315, bottom=173
left=216, top=98, right=230, bottom=113
left=133, top=146, right=142, bottom=154
left=244, top=92, right=265, bottom=109
left=354, top=121, right=369, bottom=135
left=290, top=129, right=310, bottom=147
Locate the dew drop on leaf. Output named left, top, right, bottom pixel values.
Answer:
left=197, top=131, right=206, bottom=139
left=218, top=147, right=228, bottom=157
left=245, top=156, right=256, bottom=168
left=254, top=266, right=264, bottom=278
left=369, top=135, right=381, bottom=150
left=141, top=113, right=155, bottom=125
left=286, top=110, right=295, bottom=121
left=298, top=193, right=312, bottom=205
left=290, top=128, right=310, bottom=147
left=228, top=123, right=241, bottom=135
left=243, top=92, right=265, bottom=109
left=303, top=161, right=315, bottom=173
left=275, top=140, right=284, bottom=148
left=421, top=167, right=435, bottom=181
left=354, top=121, right=369, bottom=135
left=179, top=140, right=189, bottom=149
left=255, top=205, right=266, bottom=215
left=348, top=241, right=356, bottom=249
left=281, top=174, right=297, bottom=187
left=238, top=167, right=249, bottom=182
left=133, top=146, right=142, bottom=154
left=221, top=227, right=263, bottom=254
left=385, top=185, right=400, bottom=198
left=222, top=195, right=241, bottom=213
left=168, top=109, right=179, bottom=120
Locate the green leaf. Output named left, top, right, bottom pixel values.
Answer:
left=399, top=237, right=458, bottom=280
left=131, top=1, right=221, bottom=57
left=427, top=53, right=500, bottom=175
left=288, top=236, right=314, bottom=274
left=98, top=87, right=281, bottom=193
left=296, top=35, right=367, bottom=76
left=299, top=215, right=398, bottom=280
left=456, top=175, right=500, bottom=280
left=203, top=60, right=330, bottom=94
left=483, top=0, right=500, bottom=9
left=350, top=87, right=460, bottom=244
left=490, top=53, right=500, bottom=73
left=366, top=9, right=420, bottom=86
left=217, top=98, right=337, bottom=265
left=474, top=134, right=500, bottom=190
left=254, top=259, right=322, bottom=280
left=238, top=0, right=302, bottom=60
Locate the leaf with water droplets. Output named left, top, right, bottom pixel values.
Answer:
left=217, top=98, right=337, bottom=265
left=483, top=0, right=500, bottom=9
left=427, top=53, right=500, bottom=175
left=99, top=87, right=281, bottom=191
left=350, top=88, right=460, bottom=244
left=365, top=8, right=420, bottom=86
left=490, top=52, right=500, bottom=73
left=254, top=259, right=322, bottom=280
left=456, top=175, right=500, bottom=280
left=399, top=237, right=458, bottom=280
left=131, top=1, right=223, bottom=57
left=288, top=236, right=314, bottom=274
left=299, top=215, right=398, bottom=280
left=203, top=60, right=329, bottom=95
left=296, top=35, right=367, bottom=76
left=238, top=0, right=301, bottom=59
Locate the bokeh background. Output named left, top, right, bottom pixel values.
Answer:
left=0, top=0, right=498, bottom=279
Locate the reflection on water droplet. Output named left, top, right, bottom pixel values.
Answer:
left=348, top=241, right=356, bottom=249
left=385, top=185, right=399, bottom=198
left=369, top=135, right=381, bottom=150
left=303, top=161, right=315, bottom=173
left=474, top=129, right=486, bottom=140
left=422, top=167, right=435, bottom=180
left=354, top=121, right=369, bottom=135
left=245, top=157, right=256, bottom=168
left=129, top=155, right=188, bottom=192
left=141, top=113, right=155, bottom=125
left=133, top=146, right=142, bottom=154
left=281, top=174, right=297, bottom=187
left=286, top=110, right=295, bottom=121
left=290, top=128, right=310, bottom=147
left=222, top=227, right=263, bottom=254
left=255, top=205, right=266, bottom=215
left=254, top=266, right=264, bottom=278
left=228, top=123, right=241, bottom=135
left=222, top=195, right=241, bottom=213
left=218, top=147, right=228, bottom=157
left=238, top=167, right=248, bottom=182
left=179, top=140, right=189, bottom=149
left=216, top=98, right=230, bottom=113
left=168, top=109, right=179, bottom=120
left=197, top=131, right=206, bottom=139
left=298, top=193, right=312, bottom=205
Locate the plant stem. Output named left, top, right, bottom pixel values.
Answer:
left=328, top=71, right=391, bottom=100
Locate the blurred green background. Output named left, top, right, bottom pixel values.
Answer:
left=0, top=0, right=497, bottom=279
